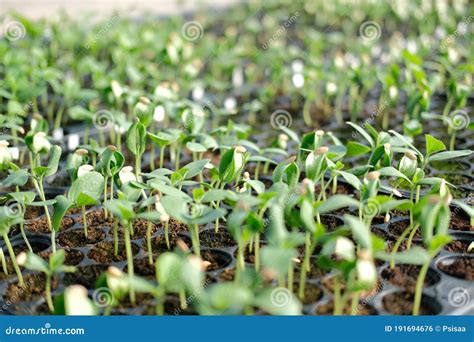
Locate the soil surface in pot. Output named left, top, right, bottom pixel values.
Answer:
left=112, top=220, right=159, bottom=240
left=26, top=216, right=74, bottom=233
left=437, top=257, right=474, bottom=280
left=123, top=257, right=155, bottom=279
left=382, top=291, right=440, bottom=315
left=315, top=300, right=377, bottom=315
left=449, top=212, right=473, bottom=232
left=381, top=265, right=440, bottom=292
left=58, top=228, right=105, bottom=247
left=88, top=241, right=139, bottom=263
left=12, top=240, right=50, bottom=255
left=388, top=220, right=421, bottom=239
left=63, top=264, right=108, bottom=287
left=4, top=274, right=59, bottom=303
left=201, top=250, right=232, bottom=272
left=294, top=282, right=323, bottom=305
left=200, top=229, right=236, bottom=248
left=144, top=233, right=192, bottom=256
left=444, top=239, right=473, bottom=254
left=39, top=248, right=84, bottom=266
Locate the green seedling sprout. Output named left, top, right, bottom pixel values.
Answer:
left=17, top=250, right=76, bottom=312
left=0, top=208, right=25, bottom=284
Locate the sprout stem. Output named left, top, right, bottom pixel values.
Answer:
left=82, top=206, right=88, bottom=238
left=46, top=275, right=54, bottom=312
left=412, top=257, right=431, bottom=315
left=125, top=223, right=135, bottom=303
left=3, top=234, right=23, bottom=285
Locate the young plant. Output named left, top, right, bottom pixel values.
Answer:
left=16, top=250, right=76, bottom=312
left=0, top=207, right=24, bottom=284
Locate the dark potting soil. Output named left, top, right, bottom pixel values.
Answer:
left=218, top=268, right=236, bottom=281
left=24, top=206, right=45, bottom=220
left=201, top=250, right=231, bottom=272
left=74, top=209, right=114, bottom=227
left=449, top=212, right=473, bottom=232
left=4, top=273, right=59, bottom=303
left=123, top=257, right=155, bottom=279
left=315, top=183, right=356, bottom=197
left=388, top=220, right=422, bottom=239
left=112, top=220, right=159, bottom=240
left=38, top=248, right=84, bottom=266
left=437, top=257, right=474, bottom=280
left=12, top=241, right=50, bottom=255
left=294, top=264, right=329, bottom=280
left=63, top=264, right=108, bottom=288
left=315, top=300, right=377, bottom=315
left=320, top=215, right=344, bottom=231
left=0, top=258, right=21, bottom=281
left=381, top=265, right=440, bottom=292
left=58, top=228, right=105, bottom=247
left=144, top=233, right=192, bottom=256
left=294, top=282, right=323, bottom=305
left=26, top=216, right=74, bottom=234
left=87, top=241, right=139, bottom=263
left=444, top=239, right=473, bottom=254
left=114, top=292, right=154, bottom=311
left=382, top=291, right=439, bottom=315
left=200, top=229, right=236, bottom=248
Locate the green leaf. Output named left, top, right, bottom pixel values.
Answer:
left=344, top=215, right=371, bottom=250
left=180, top=159, right=210, bottom=179
left=23, top=252, right=49, bottom=273
left=44, top=145, right=62, bottom=178
left=49, top=250, right=66, bottom=272
left=245, top=179, right=265, bottom=194
left=425, top=134, right=445, bottom=155
left=186, top=142, right=207, bottom=153
left=218, top=148, right=235, bottom=183
left=346, top=122, right=374, bottom=147
left=315, top=195, right=359, bottom=214
left=346, top=141, right=371, bottom=158
left=126, top=122, right=146, bottom=156
left=68, top=171, right=105, bottom=204
left=429, top=150, right=472, bottom=162
left=337, top=170, right=361, bottom=191
left=378, top=166, right=412, bottom=183
left=1, top=170, right=29, bottom=187
left=148, top=180, right=191, bottom=200
left=375, top=246, right=430, bottom=265
left=9, top=191, right=35, bottom=204
left=429, top=234, right=452, bottom=252
left=52, top=195, right=73, bottom=232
